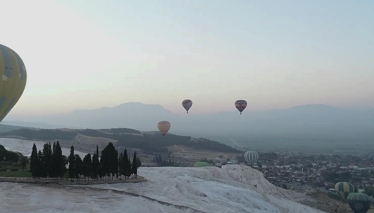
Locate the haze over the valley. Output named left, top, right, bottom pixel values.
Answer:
left=4, top=102, right=374, bottom=154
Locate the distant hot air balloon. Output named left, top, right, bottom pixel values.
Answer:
left=244, top=151, right=259, bottom=166
left=182, top=99, right=193, bottom=114
left=335, top=182, right=355, bottom=201
left=348, top=193, right=371, bottom=213
left=157, top=121, right=170, bottom=136
left=235, top=100, right=247, bottom=115
left=0, top=44, right=27, bottom=122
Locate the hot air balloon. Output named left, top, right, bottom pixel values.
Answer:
left=235, top=100, right=247, bottom=115
left=0, top=44, right=27, bottom=122
left=244, top=151, right=259, bottom=166
left=157, top=121, right=170, bottom=136
left=182, top=99, right=193, bottom=114
left=348, top=193, right=371, bottom=213
left=335, top=182, right=355, bottom=201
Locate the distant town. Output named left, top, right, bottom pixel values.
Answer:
left=226, top=152, right=374, bottom=198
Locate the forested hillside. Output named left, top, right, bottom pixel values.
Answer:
left=0, top=124, right=23, bottom=133
left=1, top=128, right=241, bottom=154
left=0, top=144, right=20, bottom=162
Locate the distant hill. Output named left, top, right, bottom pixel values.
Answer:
left=0, top=128, right=242, bottom=154
left=1, top=121, right=79, bottom=129
left=6, top=102, right=374, bottom=154
left=0, top=124, right=23, bottom=133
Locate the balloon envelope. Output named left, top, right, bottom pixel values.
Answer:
left=0, top=44, right=27, bottom=122
left=244, top=151, right=259, bottom=165
left=335, top=182, right=355, bottom=201
left=235, top=100, right=247, bottom=114
left=157, top=121, right=171, bottom=136
left=182, top=99, right=193, bottom=113
left=348, top=193, right=371, bottom=213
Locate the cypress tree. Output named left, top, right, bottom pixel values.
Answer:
left=92, top=153, right=98, bottom=180
left=75, top=154, right=83, bottom=180
left=42, top=143, right=52, bottom=177
left=108, top=143, right=116, bottom=179
left=51, top=142, right=57, bottom=178
left=30, top=144, right=39, bottom=177
left=56, top=142, right=65, bottom=178
left=132, top=152, right=137, bottom=177
left=100, top=146, right=108, bottom=179
left=83, top=153, right=92, bottom=180
left=114, top=150, right=119, bottom=179
left=96, top=145, right=101, bottom=180
left=21, top=156, right=29, bottom=170
left=126, top=157, right=132, bottom=178
left=37, top=150, right=46, bottom=177
left=62, top=155, right=68, bottom=179
left=118, top=152, right=124, bottom=177
left=136, top=157, right=141, bottom=168
left=99, top=142, right=118, bottom=180
left=123, top=149, right=130, bottom=179
left=68, top=146, right=75, bottom=179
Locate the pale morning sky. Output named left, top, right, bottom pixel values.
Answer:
left=1, top=0, right=373, bottom=119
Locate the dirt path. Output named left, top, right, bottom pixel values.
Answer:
left=174, top=145, right=185, bottom=153
left=229, top=138, right=243, bottom=149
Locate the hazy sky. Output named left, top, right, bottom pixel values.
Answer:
left=2, top=0, right=374, bottom=119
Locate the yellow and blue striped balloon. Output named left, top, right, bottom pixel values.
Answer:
left=0, top=44, right=27, bottom=122
left=335, top=182, right=355, bottom=200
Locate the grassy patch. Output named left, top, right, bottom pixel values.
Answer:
left=0, top=162, right=27, bottom=172
left=0, top=170, right=32, bottom=177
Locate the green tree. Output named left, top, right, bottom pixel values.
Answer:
left=100, top=145, right=109, bottom=179
left=50, top=142, right=57, bottom=178
left=136, top=157, right=141, bottom=168
left=118, top=152, right=124, bottom=177
left=123, top=149, right=131, bottom=179
left=21, top=156, right=29, bottom=170
left=42, top=142, right=52, bottom=177
left=75, top=154, right=83, bottom=180
left=55, top=142, right=66, bottom=178
left=364, top=186, right=374, bottom=197
left=62, top=155, right=68, bottom=178
left=30, top=144, right=39, bottom=177
left=83, top=153, right=92, bottom=180
left=100, top=142, right=118, bottom=180
left=113, top=150, right=118, bottom=178
left=5, top=152, right=19, bottom=163
left=92, top=153, right=99, bottom=180
left=37, top=150, right=46, bottom=177
left=132, top=152, right=138, bottom=177
left=68, top=146, right=75, bottom=179
left=126, top=156, right=132, bottom=177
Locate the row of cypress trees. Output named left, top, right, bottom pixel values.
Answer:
left=30, top=141, right=66, bottom=178
left=30, top=142, right=141, bottom=180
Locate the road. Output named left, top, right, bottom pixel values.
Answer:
left=229, top=138, right=243, bottom=149
left=174, top=145, right=185, bottom=154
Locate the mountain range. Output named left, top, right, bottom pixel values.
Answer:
left=3, top=103, right=374, bottom=153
